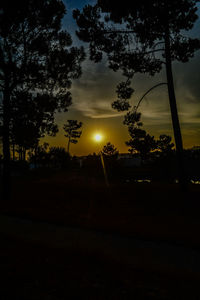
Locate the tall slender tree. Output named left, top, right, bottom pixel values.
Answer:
left=63, top=120, right=83, bottom=154
left=74, top=0, right=200, bottom=188
left=0, top=0, right=85, bottom=199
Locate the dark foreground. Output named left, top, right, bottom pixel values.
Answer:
left=1, top=170, right=200, bottom=247
left=1, top=234, right=200, bottom=300
left=0, top=170, right=200, bottom=299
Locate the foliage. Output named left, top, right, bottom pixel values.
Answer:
left=126, top=128, right=157, bottom=159
left=29, top=144, right=70, bottom=169
left=0, top=0, right=85, bottom=182
left=0, top=0, right=85, bottom=98
left=124, top=112, right=176, bottom=159
left=123, top=111, right=143, bottom=127
left=74, top=1, right=200, bottom=189
left=74, top=0, right=200, bottom=109
left=10, top=91, right=59, bottom=153
left=74, top=1, right=200, bottom=72
left=63, top=120, right=83, bottom=153
left=157, top=134, right=174, bottom=154
left=102, top=142, right=119, bottom=157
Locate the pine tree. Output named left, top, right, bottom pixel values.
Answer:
left=0, top=0, right=85, bottom=199
left=74, top=0, right=200, bottom=188
left=63, top=120, right=83, bottom=154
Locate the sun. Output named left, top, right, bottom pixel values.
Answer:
left=94, top=133, right=102, bottom=142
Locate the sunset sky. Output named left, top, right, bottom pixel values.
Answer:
left=44, top=0, right=200, bottom=156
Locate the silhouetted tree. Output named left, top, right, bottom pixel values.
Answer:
left=102, top=142, right=119, bottom=181
left=102, top=142, right=118, bottom=157
left=124, top=111, right=156, bottom=159
left=157, top=134, right=174, bottom=155
left=0, top=0, right=85, bottom=199
left=63, top=120, right=83, bottom=154
left=10, top=91, right=59, bottom=161
left=74, top=0, right=200, bottom=188
left=126, top=128, right=157, bottom=159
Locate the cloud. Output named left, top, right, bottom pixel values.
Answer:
left=70, top=54, right=200, bottom=125
left=63, top=0, right=200, bottom=125
left=70, top=57, right=125, bottom=118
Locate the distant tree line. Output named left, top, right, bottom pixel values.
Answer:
left=0, top=118, right=83, bottom=162
left=78, top=142, right=200, bottom=183
left=28, top=143, right=71, bottom=170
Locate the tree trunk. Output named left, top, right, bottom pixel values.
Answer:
left=34, top=147, right=37, bottom=168
left=2, top=88, right=11, bottom=201
left=164, top=30, right=187, bottom=190
left=19, top=147, right=22, bottom=161
left=12, top=143, right=15, bottom=161
left=23, top=148, right=26, bottom=161
left=67, top=137, right=71, bottom=154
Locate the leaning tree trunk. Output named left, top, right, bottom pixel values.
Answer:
left=164, top=30, right=187, bottom=190
left=2, top=87, right=11, bottom=201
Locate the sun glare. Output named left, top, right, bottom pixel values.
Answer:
left=94, top=133, right=102, bottom=142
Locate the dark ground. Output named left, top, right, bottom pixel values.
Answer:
left=0, top=169, right=200, bottom=299
left=1, top=169, right=200, bottom=247
left=1, top=234, right=200, bottom=300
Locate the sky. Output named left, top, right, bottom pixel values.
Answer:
left=44, top=0, right=200, bottom=156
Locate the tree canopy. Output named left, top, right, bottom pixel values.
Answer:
left=0, top=0, right=85, bottom=199
left=124, top=111, right=157, bottom=158
left=74, top=0, right=200, bottom=188
left=74, top=0, right=200, bottom=107
left=102, top=142, right=119, bottom=157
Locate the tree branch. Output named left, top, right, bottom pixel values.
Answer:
left=152, top=41, right=165, bottom=49
left=144, top=48, right=165, bottom=55
left=103, top=30, right=136, bottom=35
left=135, top=82, right=167, bottom=110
